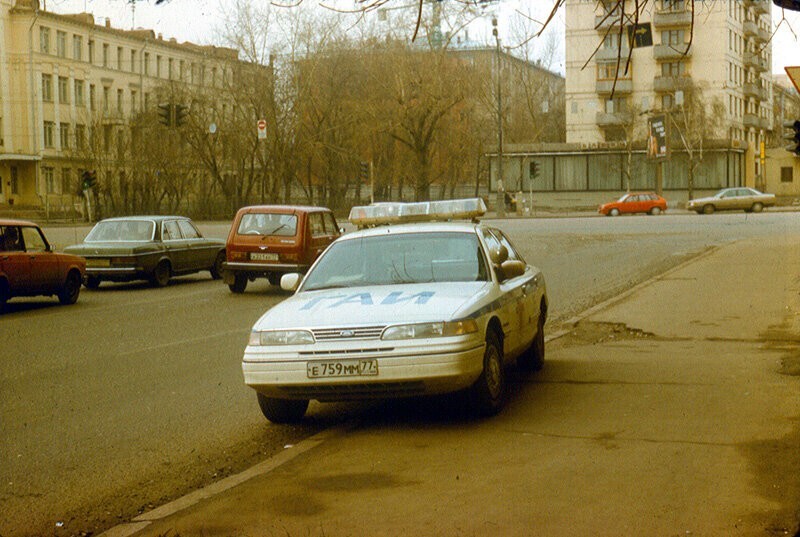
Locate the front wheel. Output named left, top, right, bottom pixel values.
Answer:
left=210, top=251, right=225, bottom=280
left=469, top=332, right=506, bottom=416
left=751, top=202, right=763, bottom=213
left=150, top=261, right=171, bottom=287
left=702, top=204, right=715, bottom=215
left=58, top=272, right=82, bottom=305
left=649, top=206, right=662, bottom=216
left=229, top=274, right=247, bottom=293
left=256, top=393, right=309, bottom=423
left=610, top=208, right=620, bottom=217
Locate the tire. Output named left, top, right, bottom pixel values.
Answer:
left=210, top=251, right=225, bottom=280
left=518, top=309, right=546, bottom=372
left=267, top=273, right=281, bottom=286
left=649, top=207, right=661, bottom=216
left=229, top=274, right=247, bottom=293
left=469, top=331, right=506, bottom=416
left=256, top=393, right=308, bottom=423
left=610, top=208, right=620, bottom=217
left=751, top=202, right=763, bottom=213
left=58, top=271, right=82, bottom=305
left=0, top=280, right=9, bottom=309
left=150, top=261, right=171, bottom=287
left=85, top=275, right=101, bottom=289
left=702, top=204, right=715, bottom=215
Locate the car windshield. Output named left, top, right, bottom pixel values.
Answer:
left=237, top=213, right=298, bottom=237
left=617, top=195, right=629, bottom=202
left=85, top=220, right=155, bottom=242
left=302, top=231, right=489, bottom=291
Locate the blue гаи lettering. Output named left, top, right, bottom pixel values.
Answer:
left=300, top=291, right=435, bottom=310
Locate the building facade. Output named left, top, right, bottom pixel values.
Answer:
left=562, top=0, right=773, bottom=190
left=0, top=0, right=238, bottom=216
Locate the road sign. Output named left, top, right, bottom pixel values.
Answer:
left=786, top=66, right=800, bottom=94
left=257, top=119, right=267, bottom=140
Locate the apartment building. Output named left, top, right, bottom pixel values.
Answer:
left=564, top=0, right=773, bottom=189
left=0, top=0, right=238, bottom=214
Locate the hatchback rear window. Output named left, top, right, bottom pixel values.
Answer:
left=237, top=213, right=297, bottom=237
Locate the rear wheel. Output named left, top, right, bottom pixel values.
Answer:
left=470, top=331, right=506, bottom=416
left=751, top=202, right=763, bottom=213
left=649, top=206, right=662, bottom=216
left=229, top=274, right=247, bottom=293
left=702, top=204, right=715, bottom=215
left=210, top=251, right=225, bottom=280
left=256, top=393, right=308, bottom=423
left=58, top=271, right=82, bottom=305
left=150, top=261, right=171, bottom=287
left=0, top=280, right=9, bottom=309
left=610, top=208, right=620, bottom=216
left=85, top=276, right=101, bottom=289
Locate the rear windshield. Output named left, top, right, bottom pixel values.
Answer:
left=85, top=220, right=155, bottom=242
left=237, top=213, right=298, bottom=237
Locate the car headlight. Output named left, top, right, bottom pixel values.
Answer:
left=381, top=320, right=478, bottom=340
left=248, top=330, right=315, bottom=346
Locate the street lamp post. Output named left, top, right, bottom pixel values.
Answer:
left=493, top=18, right=505, bottom=218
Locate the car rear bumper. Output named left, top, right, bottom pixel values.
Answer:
left=242, top=344, right=485, bottom=401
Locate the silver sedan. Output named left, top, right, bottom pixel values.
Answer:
left=686, top=187, right=776, bottom=214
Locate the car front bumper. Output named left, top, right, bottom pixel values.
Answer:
left=242, top=339, right=486, bottom=401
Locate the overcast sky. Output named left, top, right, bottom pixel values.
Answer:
left=45, top=0, right=798, bottom=78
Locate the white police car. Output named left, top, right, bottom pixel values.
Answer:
left=242, top=199, right=548, bottom=423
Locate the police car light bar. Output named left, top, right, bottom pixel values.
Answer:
left=349, top=198, right=486, bottom=227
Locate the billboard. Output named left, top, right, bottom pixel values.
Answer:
left=647, top=115, right=668, bottom=159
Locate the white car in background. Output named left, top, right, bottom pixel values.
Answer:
left=686, top=187, right=776, bottom=214
left=242, top=199, right=548, bottom=423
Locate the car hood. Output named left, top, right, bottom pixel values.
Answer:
left=686, top=196, right=717, bottom=205
left=253, top=281, right=493, bottom=330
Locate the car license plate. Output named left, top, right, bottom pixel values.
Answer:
left=307, top=359, right=378, bottom=378
left=250, top=252, right=278, bottom=261
left=86, top=258, right=110, bottom=267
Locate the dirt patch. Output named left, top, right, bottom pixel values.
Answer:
left=761, top=316, right=800, bottom=377
left=549, top=321, right=656, bottom=350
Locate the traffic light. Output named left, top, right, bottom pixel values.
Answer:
left=783, top=119, right=800, bottom=155
left=359, top=161, right=370, bottom=182
left=174, top=104, right=189, bottom=127
left=157, top=103, right=173, bottom=127
left=81, top=170, right=97, bottom=191
left=529, top=161, right=540, bottom=179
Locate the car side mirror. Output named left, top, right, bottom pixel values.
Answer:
left=500, top=260, right=526, bottom=281
left=489, top=245, right=508, bottom=265
left=280, top=273, right=302, bottom=292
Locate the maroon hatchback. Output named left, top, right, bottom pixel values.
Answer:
left=223, top=205, right=341, bottom=293
left=0, top=219, right=86, bottom=308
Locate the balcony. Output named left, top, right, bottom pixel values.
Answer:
left=594, top=11, right=623, bottom=31
left=653, top=10, right=692, bottom=28
left=744, top=52, right=768, bottom=72
left=760, top=117, right=772, bottom=130
left=653, top=75, right=685, bottom=93
left=595, top=78, right=633, bottom=95
left=596, top=111, right=627, bottom=127
left=653, top=43, right=692, bottom=61
left=743, top=113, right=761, bottom=129
left=595, top=47, right=631, bottom=62
left=745, top=0, right=770, bottom=16
left=742, top=82, right=767, bottom=101
left=743, top=21, right=769, bottom=42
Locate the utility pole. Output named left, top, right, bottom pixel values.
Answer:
left=493, top=18, right=505, bottom=218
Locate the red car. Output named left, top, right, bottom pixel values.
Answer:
left=0, top=219, right=86, bottom=308
left=223, top=205, right=341, bottom=293
left=598, top=192, right=667, bottom=216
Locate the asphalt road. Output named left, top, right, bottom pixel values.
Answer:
left=1, top=211, right=797, bottom=536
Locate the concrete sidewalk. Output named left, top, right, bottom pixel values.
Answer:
left=104, top=235, right=800, bottom=537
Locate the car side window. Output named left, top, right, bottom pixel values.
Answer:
left=309, top=213, right=325, bottom=238
left=0, top=226, right=23, bottom=251
left=492, top=229, right=523, bottom=262
left=177, top=220, right=200, bottom=239
left=162, top=220, right=181, bottom=241
left=322, top=212, right=339, bottom=235
left=21, top=227, right=47, bottom=252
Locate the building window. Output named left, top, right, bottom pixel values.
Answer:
left=0, top=117, right=4, bottom=146
left=88, top=40, right=95, bottom=63
left=179, top=59, right=185, bottom=81
left=39, top=26, right=50, bottom=53
left=661, top=61, right=685, bottom=76
left=144, top=92, right=150, bottom=110
left=144, top=52, right=150, bottom=75
left=661, top=0, right=685, bottom=12
left=89, top=84, right=96, bottom=110
left=74, top=80, right=85, bottom=106
left=43, top=167, right=56, bottom=193
left=59, top=123, right=70, bottom=149
left=130, top=90, right=138, bottom=115
left=117, top=47, right=123, bottom=70
left=597, top=62, right=628, bottom=80
left=41, top=74, right=53, bottom=102
left=76, top=124, right=86, bottom=150
left=73, top=35, right=83, bottom=60
left=781, top=167, right=794, bottom=183
left=102, top=43, right=109, bottom=67
left=661, top=29, right=685, bottom=46
left=43, top=121, right=55, bottom=148
left=56, top=31, right=67, bottom=58
left=663, top=94, right=674, bottom=110
left=58, top=76, right=69, bottom=104
left=157, top=55, right=162, bottom=77
left=168, top=58, right=174, bottom=80
left=103, top=86, right=110, bottom=112
left=131, top=50, right=137, bottom=72
left=103, top=125, right=112, bottom=151
left=117, top=89, right=123, bottom=114
left=62, top=168, right=72, bottom=194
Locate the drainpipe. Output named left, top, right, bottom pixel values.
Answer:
left=28, top=5, right=41, bottom=209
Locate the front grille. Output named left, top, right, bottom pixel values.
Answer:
left=299, top=347, right=394, bottom=356
left=281, top=381, right=425, bottom=401
left=312, top=325, right=386, bottom=341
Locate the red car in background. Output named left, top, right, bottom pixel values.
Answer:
left=0, top=219, right=86, bottom=309
left=599, top=192, right=667, bottom=216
